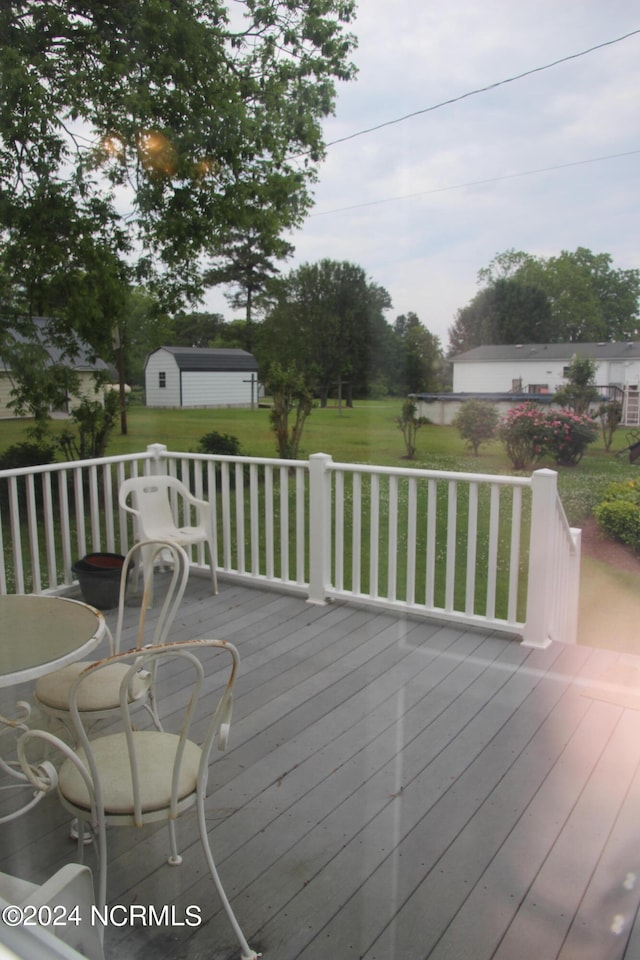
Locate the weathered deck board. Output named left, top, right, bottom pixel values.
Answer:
left=2, top=574, right=640, bottom=960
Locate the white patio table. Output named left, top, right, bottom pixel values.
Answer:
left=0, top=595, right=106, bottom=823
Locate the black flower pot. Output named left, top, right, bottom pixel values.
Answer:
left=72, top=553, right=128, bottom=610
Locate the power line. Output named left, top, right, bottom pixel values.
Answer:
left=310, top=149, right=640, bottom=217
left=315, top=28, right=640, bottom=152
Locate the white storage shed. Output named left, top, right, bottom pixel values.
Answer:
left=144, top=347, right=259, bottom=409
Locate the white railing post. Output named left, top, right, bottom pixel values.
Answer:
left=522, top=468, right=557, bottom=648
left=566, top=527, right=582, bottom=645
left=307, top=453, right=333, bottom=605
left=146, top=444, right=168, bottom=475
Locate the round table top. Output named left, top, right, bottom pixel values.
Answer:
left=0, top=595, right=106, bottom=687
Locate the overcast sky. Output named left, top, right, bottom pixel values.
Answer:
left=210, top=0, right=640, bottom=351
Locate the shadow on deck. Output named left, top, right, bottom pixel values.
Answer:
left=3, top=574, right=640, bottom=960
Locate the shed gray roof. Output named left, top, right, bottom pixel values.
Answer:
left=451, top=342, right=640, bottom=363
left=154, top=347, right=258, bottom=372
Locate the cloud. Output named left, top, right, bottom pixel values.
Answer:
left=207, top=0, right=640, bottom=351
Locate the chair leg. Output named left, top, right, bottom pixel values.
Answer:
left=167, top=819, right=182, bottom=866
left=207, top=538, right=218, bottom=594
left=196, top=793, right=259, bottom=960
left=141, top=544, right=155, bottom=608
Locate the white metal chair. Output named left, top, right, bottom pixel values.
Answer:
left=33, top=540, right=189, bottom=734
left=18, top=640, right=259, bottom=960
left=0, top=863, right=104, bottom=960
left=118, top=475, right=218, bottom=602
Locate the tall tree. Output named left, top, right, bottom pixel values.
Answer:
left=205, top=227, right=294, bottom=351
left=448, top=279, right=552, bottom=354
left=171, top=312, right=225, bottom=349
left=449, top=247, right=640, bottom=353
left=393, top=312, right=444, bottom=393
left=260, top=260, right=392, bottom=403
left=0, top=1, right=357, bottom=419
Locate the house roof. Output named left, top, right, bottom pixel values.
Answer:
left=152, top=346, right=258, bottom=372
left=451, top=342, right=640, bottom=363
left=0, top=317, right=111, bottom=373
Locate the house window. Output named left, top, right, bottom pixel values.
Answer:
left=511, top=378, right=522, bottom=393
left=159, top=372, right=166, bottom=389
left=528, top=384, right=548, bottom=394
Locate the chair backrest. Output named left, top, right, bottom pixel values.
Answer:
left=65, top=640, right=239, bottom=826
left=112, top=539, right=189, bottom=653
left=119, top=475, right=194, bottom=540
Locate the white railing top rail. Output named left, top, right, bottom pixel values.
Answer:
left=555, top=492, right=579, bottom=552
left=0, top=450, right=155, bottom=479
left=325, top=458, right=533, bottom=487
left=160, top=450, right=306, bottom=470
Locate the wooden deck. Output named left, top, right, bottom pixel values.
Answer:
left=3, top=573, right=640, bottom=960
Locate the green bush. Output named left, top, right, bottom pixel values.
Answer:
left=198, top=431, right=243, bottom=456
left=0, top=441, right=56, bottom=472
left=0, top=441, right=57, bottom=513
left=453, top=400, right=498, bottom=456
left=598, top=479, right=640, bottom=505
left=594, top=499, right=640, bottom=549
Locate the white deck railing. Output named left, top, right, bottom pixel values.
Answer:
left=0, top=445, right=580, bottom=646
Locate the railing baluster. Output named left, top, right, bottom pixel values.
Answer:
left=88, top=464, right=101, bottom=552
left=265, top=465, right=274, bottom=580
left=26, top=475, right=40, bottom=594
left=334, top=470, right=344, bottom=592
left=295, top=466, right=305, bottom=586
left=387, top=475, right=398, bottom=602
left=352, top=473, right=362, bottom=595
left=279, top=465, right=289, bottom=582
left=369, top=474, right=380, bottom=600
left=406, top=477, right=417, bottom=606
left=9, top=477, right=24, bottom=594
left=445, top=480, right=457, bottom=612
left=235, top=463, right=245, bottom=575
left=250, top=463, right=260, bottom=576
left=102, top=464, right=115, bottom=554
left=465, top=482, right=478, bottom=616
left=74, top=467, right=87, bottom=560
left=43, top=472, right=57, bottom=589
left=485, top=484, right=500, bottom=620
left=507, top=486, right=522, bottom=623
left=0, top=496, right=6, bottom=593
left=425, top=478, right=437, bottom=609
left=221, top=462, right=232, bottom=572
left=59, top=470, right=72, bottom=583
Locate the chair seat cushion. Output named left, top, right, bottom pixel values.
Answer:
left=58, top=732, right=202, bottom=814
left=34, top=662, right=149, bottom=712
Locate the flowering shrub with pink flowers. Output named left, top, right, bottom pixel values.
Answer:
left=497, top=403, right=549, bottom=470
left=544, top=409, right=598, bottom=466
left=497, top=403, right=597, bottom=470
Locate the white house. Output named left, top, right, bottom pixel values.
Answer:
left=144, top=347, right=259, bottom=409
left=451, top=342, right=640, bottom=395
left=412, top=342, right=640, bottom=426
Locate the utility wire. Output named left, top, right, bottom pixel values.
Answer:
left=310, top=149, right=640, bottom=217
left=304, top=28, right=640, bottom=154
